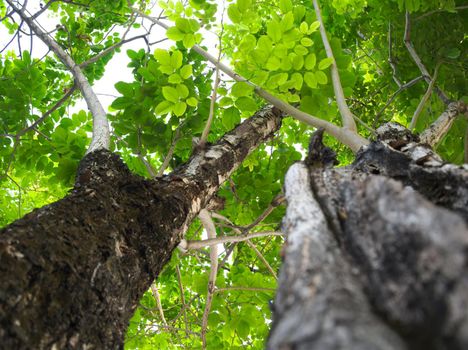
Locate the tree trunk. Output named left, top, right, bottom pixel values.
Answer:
left=268, top=125, right=468, bottom=350
left=0, top=106, right=283, bottom=349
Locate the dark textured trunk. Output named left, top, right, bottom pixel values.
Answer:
left=268, top=125, right=468, bottom=350
left=0, top=106, right=283, bottom=349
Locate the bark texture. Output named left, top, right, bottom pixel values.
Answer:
left=0, top=106, right=283, bottom=349
left=269, top=125, right=468, bottom=350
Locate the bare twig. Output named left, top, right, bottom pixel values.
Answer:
left=6, top=0, right=110, bottom=153
left=214, top=286, right=276, bottom=293
left=312, top=0, right=357, bottom=132
left=245, top=240, right=277, bottom=280
left=179, top=231, right=283, bottom=250
left=387, top=21, right=402, bottom=87
left=373, top=75, right=424, bottom=128
left=156, top=128, right=181, bottom=177
left=420, top=101, right=467, bottom=147
left=409, top=63, right=441, bottom=130
left=150, top=284, right=168, bottom=326
left=415, top=5, right=468, bottom=21
left=199, top=8, right=224, bottom=148
left=404, top=11, right=451, bottom=105
left=198, top=209, right=218, bottom=349
left=175, top=265, right=189, bottom=337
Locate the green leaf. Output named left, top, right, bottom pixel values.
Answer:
left=176, top=84, right=189, bottom=99
left=235, top=96, right=257, bottom=112
left=162, top=86, right=179, bottom=102
left=309, top=21, right=320, bottom=33
left=227, top=4, right=242, bottom=23
left=155, top=100, right=174, bottom=115
left=231, top=82, right=254, bottom=97
left=267, top=20, right=282, bottom=43
left=171, top=51, right=183, bottom=70
left=115, top=82, right=133, bottom=96
left=318, top=57, right=334, bottom=70
left=179, top=65, right=193, bottom=79
left=182, top=34, right=196, bottom=48
left=315, top=70, right=328, bottom=84
left=186, top=97, right=198, bottom=107
left=304, top=72, right=317, bottom=88
left=173, top=101, right=187, bottom=116
left=301, top=37, right=313, bottom=47
left=222, top=106, right=241, bottom=130
left=168, top=74, right=183, bottom=84
left=166, top=27, right=184, bottom=41
left=266, top=56, right=281, bottom=71
left=237, top=0, right=252, bottom=12
left=279, top=0, right=293, bottom=13
left=304, top=53, right=316, bottom=70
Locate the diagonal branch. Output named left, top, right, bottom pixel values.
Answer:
left=6, top=0, right=110, bottom=153
left=409, top=63, right=441, bottom=130
left=312, top=0, right=357, bottom=132
left=420, top=101, right=467, bottom=147
left=404, top=11, right=451, bottom=105
left=131, top=8, right=369, bottom=153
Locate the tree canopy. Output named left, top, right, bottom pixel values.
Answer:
left=0, top=0, right=466, bottom=348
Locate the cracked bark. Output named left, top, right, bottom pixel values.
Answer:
left=0, top=106, right=283, bottom=349
left=269, top=126, right=468, bottom=350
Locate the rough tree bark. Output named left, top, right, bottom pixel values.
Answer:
left=268, top=126, right=468, bottom=350
left=0, top=106, right=283, bottom=349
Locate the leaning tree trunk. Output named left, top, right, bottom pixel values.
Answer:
left=0, top=107, right=283, bottom=349
left=268, top=125, right=468, bottom=350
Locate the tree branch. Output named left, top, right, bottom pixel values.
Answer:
left=6, top=0, right=110, bottom=153
left=312, top=0, right=357, bottom=132
left=132, top=8, right=369, bottom=153
left=404, top=11, right=451, bottom=105
left=150, top=284, right=168, bottom=326
left=409, top=63, right=441, bottom=130
left=179, top=230, right=283, bottom=250
left=419, top=101, right=467, bottom=147
left=198, top=209, right=218, bottom=350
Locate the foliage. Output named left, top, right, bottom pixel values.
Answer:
left=0, top=0, right=466, bottom=348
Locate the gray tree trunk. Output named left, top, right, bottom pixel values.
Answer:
left=268, top=126, right=468, bottom=350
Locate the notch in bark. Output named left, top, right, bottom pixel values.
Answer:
left=304, top=128, right=339, bottom=168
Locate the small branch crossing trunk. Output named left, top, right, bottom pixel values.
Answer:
left=269, top=126, right=468, bottom=350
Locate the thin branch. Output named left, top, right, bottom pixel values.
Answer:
left=199, top=7, right=225, bottom=148
left=312, top=0, right=357, bottom=132
left=156, top=128, right=180, bottom=177
left=179, top=231, right=284, bottom=250
left=387, top=21, right=402, bottom=87
left=150, top=284, right=168, bottom=326
left=131, top=8, right=368, bottom=153
left=6, top=0, right=110, bottom=153
left=244, top=193, right=284, bottom=231
left=404, top=11, right=451, bottom=105
left=373, top=75, right=424, bottom=128
left=175, top=265, right=189, bottom=337
left=214, top=287, right=276, bottom=294
left=79, top=34, right=148, bottom=68
left=245, top=240, right=277, bottom=280
left=198, top=209, right=218, bottom=350
left=409, top=63, right=441, bottom=130
left=465, top=126, right=468, bottom=164
left=415, top=5, right=468, bottom=21
left=420, top=101, right=467, bottom=147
